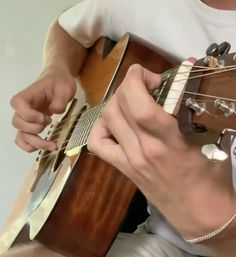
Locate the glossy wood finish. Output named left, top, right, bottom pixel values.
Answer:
left=193, top=64, right=236, bottom=135
left=34, top=34, right=172, bottom=256
left=36, top=152, right=135, bottom=257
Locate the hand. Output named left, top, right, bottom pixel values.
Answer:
left=88, top=64, right=236, bottom=238
left=11, top=65, right=76, bottom=152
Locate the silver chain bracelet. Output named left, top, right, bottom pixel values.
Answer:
left=183, top=213, right=236, bottom=244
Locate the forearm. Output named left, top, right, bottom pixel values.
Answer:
left=43, top=19, right=87, bottom=76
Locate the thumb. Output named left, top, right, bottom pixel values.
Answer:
left=49, top=87, right=74, bottom=114
left=142, top=66, right=162, bottom=92
left=126, top=64, right=161, bottom=92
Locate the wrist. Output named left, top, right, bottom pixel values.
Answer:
left=181, top=193, right=236, bottom=240
left=183, top=213, right=236, bottom=244
left=39, top=61, right=74, bottom=83
left=36, top=64, right=76, bottom=95
left=43, top=60, right=72, bottom=76
left=202, top=219, right=236, bottom=257
left=43, top=43, right=87, bottom=77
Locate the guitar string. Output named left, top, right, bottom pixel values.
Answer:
left=40, top=65, right=207, bottom=136
left=35, top=64, right=236, bottom=159
left=39, top=99, right=236, bottom=161
left=37, top=87, right=230, bottom=160
left=39, top=63, right=236, bottom=146
left=45, top=96, right=223, bottom=143
left=174, top=65, right=236, bottom=84
left=44, top=63, right=236, bottom=137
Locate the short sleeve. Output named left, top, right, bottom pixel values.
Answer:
left=58, top=0, right=110, bottom=48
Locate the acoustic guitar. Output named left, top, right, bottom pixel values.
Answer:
left=0, top=33, right=236, bottom=257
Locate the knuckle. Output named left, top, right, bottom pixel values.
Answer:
left=134, top=106, right=157, bottom=125
left=32, top=124, right=45, bottom=134
left=157, top=115, right=171, bottom=130
left=86, top=138, right=93, bottom=151
left=11, top=116, right=18, bottom=128
left=125, top=64, right=143, bottom=84
left=159, top=115, right=179, bottom=133
left=128, top=156, right=148, bottom=173
left=87, top=141, right=97, bottom=155
left=101, top=104, right=113, bottom=121
left=24, top=145, right=35, bottom=153
left=140, top=140, right=166, bottom=163
left=127, top=63, right=143, bottom=75
left=10, top=94, right=20, bottom=108
left=143, top=144, right=160, bottom=162
left=38, top=142, right=49, bottom=150
left=50, top=102, right=66, bottom=114
left=31, top=139, right=47, bottom=151
left=24, top=113, right=35, bottom=123
left=15, top=136, right=34, bottom=153
left=87, top=135, right=98, bottom=154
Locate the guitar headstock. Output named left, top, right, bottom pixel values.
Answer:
left=178, top=43, right=236, bottom=137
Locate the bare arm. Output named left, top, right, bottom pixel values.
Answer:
left=42, top=20, right=87, bottom=76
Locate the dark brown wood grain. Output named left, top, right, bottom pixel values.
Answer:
left=193, top=68, right=236, bottom=135
left=36, top=151, right=136, bottom=257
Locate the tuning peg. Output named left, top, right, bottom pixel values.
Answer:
left=201, top=129, right=236, bottom=161
left=201, top=129, right=228, bottom=161
left=214, top=99, right=235, bottom=117
left=205, top=42, right=231, bottom=58
left=201, top=143, right=228, bottom=161
left=206, top=43, right=219, bottom=57
left=185, top=98, right=206, bottom=116
left=218, top=42, right=231, bottom=55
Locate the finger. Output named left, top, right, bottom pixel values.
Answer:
left=102, top=98, right=141, bottom=157
left=91, top=96, right=154, bottom=177
left=187, top=57, right=197, bottom=63
left=126, top=64, right=162, bottom=92
left=88, top=117, right=153, bottom=185
left=49, top=83, right=75, bottom=114
left=11, top=95, right=50, bottom=124
left=15, top=132, right=37, bottom=152
left=117, top=70, right=182, bottom=144
left=19, top=131, right=57, bottom=151
left=12, top=113, right=51, bottom=134
left=88, top=117, right=129, bottom=173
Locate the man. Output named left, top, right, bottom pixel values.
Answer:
left=2, top=0, right=236, bottom=256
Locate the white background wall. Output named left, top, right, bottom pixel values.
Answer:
left=0, top=0, right=78, bottom=230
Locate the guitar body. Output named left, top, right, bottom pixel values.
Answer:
left=0, top=34, right=172, bottom=257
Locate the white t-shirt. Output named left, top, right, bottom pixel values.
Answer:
left=58, top=0, right=236, bottom=256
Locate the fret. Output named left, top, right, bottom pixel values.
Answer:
left=65, top=65, right=186, bottom=156
left=64, top=102, right=106, bottom=156
left=153, top=67, right=178, bottom=105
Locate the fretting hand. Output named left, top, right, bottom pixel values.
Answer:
left=87, top=63, right=236, bottom=239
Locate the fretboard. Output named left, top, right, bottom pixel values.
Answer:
left=64, top=63, right=192, bottom=157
